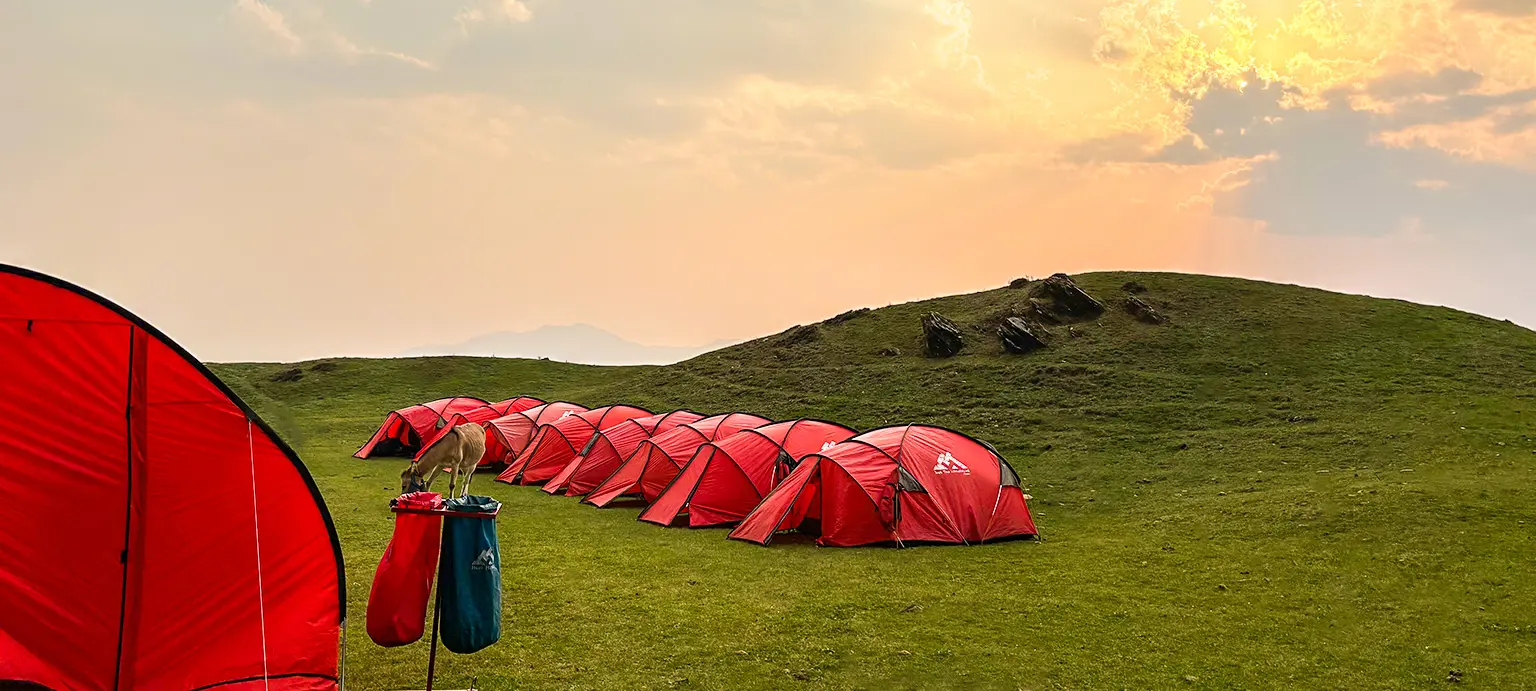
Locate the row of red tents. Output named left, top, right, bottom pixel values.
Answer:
left=356, top=396, right=1039, bottom=547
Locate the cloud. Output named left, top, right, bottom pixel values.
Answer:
left=326, top=30, right=436, bottom=69
left=420, top=0, right=1006, bottom=167
left=1378, top=109, right=1536, bottom=168
left=228, top=0, right=435, bottom=70
left=437, top=0, right=943, bottom=108
left=6, top=0, right=1017, bottom=180
left=821, top=102, right=1002, bottom=170
left=1367, top=67, right=1484, bottom=100
left=1057, top=132, right=1155, bottom=164
left=1165, top=78, right=1536, bottom=237
left=1460, top=0, right=1536, bottom=16
left=655, top=77, right=1007, bottom=178
left=1061, top=62, right=1536, bottom=237
left=455, top=0, right=533, bottom=35
left=1085, top=0, right=1536, bottom=147
left=1393, top=86, right=1536, bottom=127
left=1494, top=108, right=1536, bottom=134
left=234, top=0, right=302, bottom=54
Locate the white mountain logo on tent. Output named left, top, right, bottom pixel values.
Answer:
left=821, top=441, right=838, bottom=451
left=933, top=451, right=970, bottom=475
left=558, top=410, right=576, bottom=420
left=471, top=547, right=498, bottom=572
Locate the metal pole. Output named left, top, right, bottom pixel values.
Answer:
left=426, top=582, right=442, bottom=691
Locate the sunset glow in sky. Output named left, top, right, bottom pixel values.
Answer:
left=4, top=0, right=1535, bottom=361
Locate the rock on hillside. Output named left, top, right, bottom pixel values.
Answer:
left=1026, top=273, right=1105, bottom=324
left=1123, top=296, right=1169, bottom=324
left=922, top=312, right=966, bottom=357
left=999, top=317, right=1049, bottom=354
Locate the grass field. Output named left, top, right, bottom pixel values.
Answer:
left=211, top=271, right=1536, bottom=690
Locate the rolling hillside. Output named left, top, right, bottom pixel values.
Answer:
left=213, top=272, right=1536, bottom=690
left=398, top=322, right=738, bottom=365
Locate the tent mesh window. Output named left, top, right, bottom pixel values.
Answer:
left=999, top=460, right=1022, bottom=488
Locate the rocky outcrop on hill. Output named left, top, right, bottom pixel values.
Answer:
left=1124, top=296, right=1169, bottom=325
left=1026, top=273, right=1105, bottom=323
left=921, top=312, right=965, bottom=357
left=999, top=318, right=1049, bottom=354
left=270, top=367, right=304, bottom=383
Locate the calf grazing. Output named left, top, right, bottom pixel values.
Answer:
left=401, top=423, right=488, bottom=499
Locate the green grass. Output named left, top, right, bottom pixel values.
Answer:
left=211, top=271, right=1536, bottom=690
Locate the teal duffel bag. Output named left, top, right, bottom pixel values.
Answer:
left=439, top=495, right=502, bottom=654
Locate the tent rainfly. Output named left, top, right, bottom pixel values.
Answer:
left=0, top=264, right=345, bottom=690
left=354, top=396, right=490, bottom=458
left=413, top=396, right=545, bottom=464
left=481, top=401, right=589, bottom=467
left=542, top=410, right=705, bottom=496
left=639, top=419, right=856, bottom=528
left=583, top=412, right=771, bottom=508
left=728, top=425, right=1038, bottom=547
left=489, top=396, right=547, bottom=417
left=497, top=405, right=654, bottom=485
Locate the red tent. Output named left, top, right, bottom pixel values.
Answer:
left=481, top=401, right=588, bottom=467
left=640, top=419, right=856, bottom=527
left=729, top=425, right=1037, bottom=547
left=414, top=396, right=545, bottom=464
left=0, top=265, right=344, bottom=689
left=584, top=412, right=771, bottom=508
left=542, top=410, right=705, bottom=496
left=490, top=396, right=546, bottom=417
left=497, top=405, right=653, bottom=485
left=354, top=396, right=490, bottom=458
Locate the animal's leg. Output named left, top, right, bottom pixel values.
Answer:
left=460, top=465, right=474, bottom=497
left=423, top=464, right=445, bottom=492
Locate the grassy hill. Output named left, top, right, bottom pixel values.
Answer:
left=212, top=271, right=1536, bottom=690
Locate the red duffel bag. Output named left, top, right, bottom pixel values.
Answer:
left=367, top=491, right=445, bottom=647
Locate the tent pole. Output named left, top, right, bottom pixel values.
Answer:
left=339, top=617, right=348, bottom=691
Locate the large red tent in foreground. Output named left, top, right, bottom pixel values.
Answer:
left=542, top=409, right=705, bottom=496
left=498, top=405, right=653, bottom=485
left=729, top=425, right=1037, bottom=547
left=0, top=265, right=344, bottom=690
left=354, top=395, right=489, bottom=458
left=481, top=401, right=588, bottom=467
left=584, top=412, right=771, bottom=507
left=640, top=419, right=856, bottom=527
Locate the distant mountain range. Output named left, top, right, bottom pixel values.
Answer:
left=398, top=323, right=740, bottom=366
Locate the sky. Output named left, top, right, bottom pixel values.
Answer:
left=3, top=0, right=1535, bottom=362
